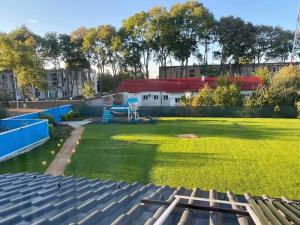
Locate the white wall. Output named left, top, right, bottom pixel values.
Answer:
left=121, top=91, right=187, bottom=107
left=121, top=90, right=253, bottom=106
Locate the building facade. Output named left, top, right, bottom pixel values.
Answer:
left=0, top=69, right=98, bottom=100
left=117, top=77, right=262, bottom=107
left=159, top=62, right=297, bottom=79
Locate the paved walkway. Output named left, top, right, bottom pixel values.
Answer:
left=44, top=126, right=84, bottom=176
left=61, top=119, right=94, bottom=128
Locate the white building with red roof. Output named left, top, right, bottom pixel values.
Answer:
left=116, top=77, right=262, bottom=106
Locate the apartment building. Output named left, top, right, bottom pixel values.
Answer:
left=159, top=62, right=297, bottom=78
left=0, top=69, right=98, bottom=100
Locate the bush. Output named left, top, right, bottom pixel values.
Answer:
left=270, top=65, right=300, bottom=105
left=48, top=124, right=55, bottom=138
left=61, top=110, right=80, bottom=121
left=48, top=124, right=73, bottom=139
left=38, top=113, right=55, bottom=124
left=296, top=101, right=300, bottom=118
left=251, top=66, right=272, bottom=84
left=192, top=84, right=214, bottom=106
left=190, top=83, right=242, bottom=107
left=0, top=104, right=8, bottom=119
left=0, top=89, right=11, bottom=107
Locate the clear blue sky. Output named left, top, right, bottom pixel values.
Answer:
left=0, top=0, right=298, bottom=35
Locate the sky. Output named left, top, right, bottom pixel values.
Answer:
left=0, top=0, right=299, bottom=76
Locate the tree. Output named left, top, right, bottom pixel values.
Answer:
left=59, top=34, right=89, bottom=70
left=41, top=32, right=61, bottom=69
left=41, top=32, right=61, bottom=100
left=110, top=35, right=122, bottom=76
left=149, top=6, right=173, bottom=78
left=266, top=27, right=293, bottom=63
left=215, top=16, right=255, bottom=73
left=122, top=11, right=153, bottom=78
left=81, top=80, right=95, bottom=99
left=212, top=84, right=242, bottom=106
left=270, top=65, right=300, bottom=105
left=0, top=34, right=46, bottom=100
left=101, top=72, right=131, bottom=93
left=244, top=86, right=271, bottom=107
left=8, top=25, right=43, bottom=59
left=192, top=84, right=214, bottom=106
left=251, top=66, right=272, bottom=84
left=169, top=1, right=214, bottom=77
left=82, top=25, right=117, bottom=93
left=118, top=27, right=143, bottom=78
left=216, top=75, right=230, bottom=86
left=59, top=33, right=89, bottom=98
left=252, top=25, right=273, bottom=64
left=245, top=65, right=300, bottom=107
left=8, top=26, right=45, bottom=98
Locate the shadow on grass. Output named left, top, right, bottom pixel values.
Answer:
left=0, top=138, right=58, bottom=174
left=66, top=142, right=157, bottom=183
left=65, top=136, right=231, bottom=185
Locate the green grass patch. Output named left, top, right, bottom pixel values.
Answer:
left=65, top=117, right=300, bottom=199
left=0, top=125, right=72, bottom=174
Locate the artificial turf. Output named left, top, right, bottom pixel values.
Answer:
left=67, top=118, right=298, bottom=199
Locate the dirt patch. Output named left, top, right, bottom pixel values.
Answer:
left=177, top=134, right=197, bottom=138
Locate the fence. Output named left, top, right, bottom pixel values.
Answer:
left=73, top=104, right=102, bottom=117
left=7, top=104, right=72, bottom=122
left=0, top=120, right=49, bottom=161
left=0, top=105, right=71, bottom=162
left=138, top=106, right=298, bottom=118
left=71, top=105, right=297, bottom=118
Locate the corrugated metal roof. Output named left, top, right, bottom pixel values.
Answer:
left=0, top=172, right=298, bottom=225
left=116, top=77, right=262, bottom=93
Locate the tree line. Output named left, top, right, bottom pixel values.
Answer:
left=0, top=0, right=294, bottom=97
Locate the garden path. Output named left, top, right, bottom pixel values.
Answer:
left=44, top=126, right=84, bottom=176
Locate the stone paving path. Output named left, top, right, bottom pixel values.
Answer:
left=61, top=119, right=94, bottom=128
left=44, top=126, right=84, bottom=176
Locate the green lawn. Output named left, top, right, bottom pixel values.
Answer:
left=0, top=125, right=72, bottom=174
left=65, top=117, right=300, bottom=199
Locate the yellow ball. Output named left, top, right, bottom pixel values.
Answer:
left=72, top=149, right=76, bottom=153
left=76, top=141, right=80, bottom=145
left=60, top=139, right=63, bottom=143
left=57, top=143, right=61, bottom=147
left=66, top=159, right=71, bottom=164
left=51, top=151, right=55, bottom=155
left=42, top=161, right=47, bottom=166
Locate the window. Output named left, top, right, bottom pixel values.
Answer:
left=163, top=95, right=168, bottom=100
left=189, top=69, right=195, bottom=77
left=154, top=95, right=159, bottom=100
left=175, top=98, right=180, bottom=103
left=143, top=95, right=148, bottom=100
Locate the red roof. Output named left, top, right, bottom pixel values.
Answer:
left=116, top=77, right=262, bottom=93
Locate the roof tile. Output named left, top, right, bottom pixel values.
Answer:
left=0, top=172, right=298, bottom=225
left=116, top=77, right=262, bottom=93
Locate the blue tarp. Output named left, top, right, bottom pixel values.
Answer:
left=6, top=104, right=72, bottom=122
left=0, top=105, right=71, bottom=161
